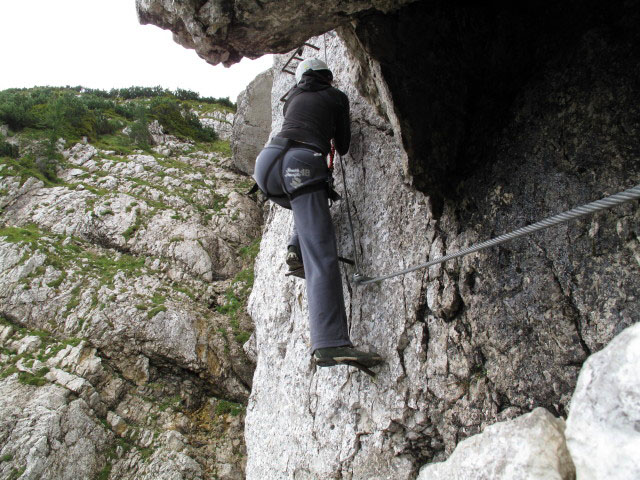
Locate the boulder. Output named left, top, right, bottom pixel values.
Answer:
left=231, top=68, right=274, bottom=175
left=416, top=408, right=575, bottom=480
left=565, top=323, right=640, bottom=480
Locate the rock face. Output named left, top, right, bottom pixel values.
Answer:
left=135, top=0, right=419, bottom=66
left=0, top=374, right=112, bottom=480
left=0, top=325, right=248, bottom=480
left=2, top=0, right=636, bottom=478
left=0, top=122, right=261, bottom=478
left=566, top=322, right=640, bottom=480
left=231, top=68, right=273, bottom=175
left=243, top=15, right=638, bottom=480
left=416, top=408, right=574, bottom=480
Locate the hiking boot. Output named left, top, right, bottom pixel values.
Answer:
left=286, top=245, right=303, bottom=271
left=313, top=346, right=384, bottom=376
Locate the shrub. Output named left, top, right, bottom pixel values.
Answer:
left=0, top=140, right=19, bottom=158
left=128, top=106, right=152, bottom=148
left=149, top=97, right=217, bottom=142
left=0, top=89, right=37, bottom=130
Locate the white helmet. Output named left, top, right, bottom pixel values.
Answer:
left=295, top=57, right=332, bottom=84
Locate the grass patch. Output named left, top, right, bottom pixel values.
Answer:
left=0, top=154, right=62, bottom=187
left=17, top=367, right=49, bottom=387
left=147, top=305, right=167, bottom=320
left=192, top=139, right=231, bottom=156
left=173, top=285, right=195, bottom=301
left=123, top=208, right=143, bottom=241
left=139, top=447, right=154, bottom=462
left=158, top=394, right=182, bottom=412
left=97, top=463, right=112, bottom=480
left=8, top=467, right=26, bottom=480
left=1, top=225, right=146, bottom=296
left=239, top=237, right=261, bottom=262
left=215, top=400, right=244, bottom=417
left=92, top=133, right=139, bottom=155
left=0, top=224, right=42, bottom=248
left=46, top=270, right=67, bottom=288
left=151, top=293, right=165, bottom=305
left=65, top=285, right=82, bottom=313
left=1, top=365, right=18, bottom=379
left=215, top=237, right=260, bottom=344
left=0, top=454, right=13, bottom=462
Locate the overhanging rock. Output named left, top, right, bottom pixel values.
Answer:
left=135, top=0, right=419, bottom=66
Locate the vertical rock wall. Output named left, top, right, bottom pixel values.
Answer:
left=246, top=34, right=438, bottom=479
left=231, top=68, right=274, bottom=174
left=245, top=22, right=639, bottom=479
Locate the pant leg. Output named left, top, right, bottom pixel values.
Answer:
left=290, top=188, right=352, bottom=351
left=288, top=222, right=299, bottom=249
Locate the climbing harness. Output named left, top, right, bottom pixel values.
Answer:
left=336, top=173, right=640, bottom=286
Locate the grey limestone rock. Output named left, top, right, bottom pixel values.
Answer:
left=0, top=306, right=249, bottom=480
left=0, top=116, right=261, bottom=478
left=565, top=323, right=640, bottom=480
left=0, top=372, right=112, bottom=480
left=416, top=408, right=575, bottom=480
left=231, top=68, right=274, bottom=175
left=199, top=110, right=234, bottom=141
left=135, top=0, right=419, bottom=66
left=244, top=19, right=639, bottom=479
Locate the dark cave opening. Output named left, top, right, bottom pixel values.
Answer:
left=352, top=0, right=638, bottom=200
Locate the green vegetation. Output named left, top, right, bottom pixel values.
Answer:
left=0, top=317, right=87, bottom=384
left=100, top=438, right=133, bottom=478
left=17, top=367, right=50, bottom=387
left=147, top=305, right=167, bottom=320
left=8, top=467, right=26, bottom=480
left=0, top=85, right=233, bottom=186
left=0, top=454, right=13, bottom=462
left=158, top=394, right=182, bottom=412
left=97, top=463, right=112, bottom=480
left=0, top=153, right=62, bottom=186
left=215, top=400, right=244, bottom=417
left=0, top=365, right=18, bottom=379
left=239, top=237, right=261, bottom=262
left=149, top=96, right=217, bottom=142
left=123, top=209, right=143, bottom=241
left=216, top=237, right=260, bottom=344
left=0, top=224, right=146, bottom=294
left=69, top=86, right=235, bottom=110
left=0, top=139, right=19, bottom=158
left=0, top=224, right=42, bottom=248
left=0, top=86, right=228, bottom=143
left=139, top=447, right=154, bottom=462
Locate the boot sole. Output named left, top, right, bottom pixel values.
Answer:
left=315, top=356, right=382, bottom=368
left=315, top=357, right=380, bottom=377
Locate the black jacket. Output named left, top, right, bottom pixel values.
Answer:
left=276, top=71, right=350, bottom=156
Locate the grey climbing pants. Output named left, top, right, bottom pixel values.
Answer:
left=253, top=141, right=352, bottom=351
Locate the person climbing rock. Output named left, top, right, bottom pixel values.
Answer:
left=253, top=58, right=383, bottom=376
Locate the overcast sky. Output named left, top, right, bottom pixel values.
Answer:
left=0, top=0, right=273, bottom=101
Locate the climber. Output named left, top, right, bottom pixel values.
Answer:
left=252, top=58, right=383, bottom=376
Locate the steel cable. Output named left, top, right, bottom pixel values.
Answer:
left=355, top=184, right=640, bottom=286
left=337, top=154, right=362, bottom=275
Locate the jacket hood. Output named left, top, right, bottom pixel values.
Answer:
left=297, top=71, right=332, bottom=91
